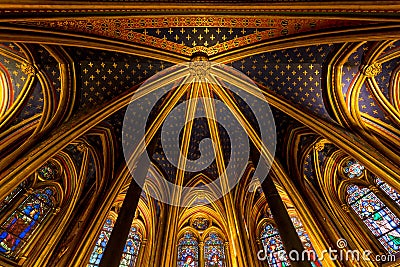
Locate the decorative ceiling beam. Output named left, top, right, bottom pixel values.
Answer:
left=2, top=2, right=400, bottom=18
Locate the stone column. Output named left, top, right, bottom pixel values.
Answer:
left=99, top=150, right=152, bottom=267
left=262, top=175, right=312, bottom=267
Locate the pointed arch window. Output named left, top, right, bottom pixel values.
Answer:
left=177, top=231, right=199, bottom=267
left=0, top=187, right=56, bottom=258
left=291, top=217, right=322, bottom=267
left=259, top=222, right=290, bottom=267
left=375, top=178, right=400, bottom=206
left=346, top=184, right=400, bottom=253
left=88, top=218, right=143, bottom=267
left=120, top=226, right=142, bottom=267
left=0, top=180, right=29, bottom=213
left=204, top=232, right=225, bottom=267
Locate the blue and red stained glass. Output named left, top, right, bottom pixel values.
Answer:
left=349, top=191, right=385, bottom=219
left=260, top=223, right=290, bottom=267
left=88, top=218, right=114, bottom=267
left=343, top=160, right=365, bottom=178
left=347, top=184, right=400, bottom=254
left=204, top=232, right=225, bottom=267
left=88, top=219, right=142, bottom=267
left=178, top=231, right=199, bottom=267
left=346, top=185, right=370, bottom=204
left=0, top=187, right=55, bottom=258
left=120, top=226, right=141, bottom=267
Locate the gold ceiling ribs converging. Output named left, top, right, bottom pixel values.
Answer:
left=201, top=79, right=243, bottom=265
left=228, top=69, right=400, bottom=192
left=173, top=78, right=200, bottom=204
left=208, top=72, right=274, bottom=168
left=125, top=74, right=193, bottom=173
left=328, top=41, right=400, bottom=169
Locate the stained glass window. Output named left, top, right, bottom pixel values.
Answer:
left=177, top=231, right=199, bottom=267
left=88, top=219, right=142, bottom=267
left=37, top=161, right=58, bottom=180
left=260, top=223, right=290, bottom=267
left=343, top=160, right=365, bottom=178
left=0, top=187, right=55, bottom=258
left=88, top=218, right=114, bottom=266
left=120, top=226, right=141, bottom=267
left=375, top=178, right=400, bottom=206
left=0, top=180, right=28, bottom=213
left=192, top=217, right=210, bottom=231
left=347, top=184, right=400, bottom=254
left=291, top=217, right=322, bottom=267
left=204, top=232, right=225, bottom=267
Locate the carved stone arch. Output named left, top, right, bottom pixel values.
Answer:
left=318, top=148, right=383, bottom=262
left=256, top=217, right=276, bottom=240
left=22, top=150, right=80, bottom=266
left=180, top=173, right=229, bottom=208
left=142, top=163, right=171, bottom=204
left=202, top=226, right=227, bottom=242
left=178, top=226, right=201, bottom=241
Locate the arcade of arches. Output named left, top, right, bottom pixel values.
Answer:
left=1, top=1, right=400, bottom=267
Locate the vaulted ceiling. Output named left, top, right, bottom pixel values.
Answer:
left=1, top=2, right=400, bottom=200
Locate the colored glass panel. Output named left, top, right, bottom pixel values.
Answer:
left=346, top=185, right=370, bottom=204
left=0, top=187, right=55, bottom=258
left=37, top=162, right=58, bottom=180
left=88, top=219, right=142, bottom=267
left=376, top=178, right=400, bottom=206
left=192, top=217, right=210, bottom=231
left=178, top=231, right=198, bottom=267
left=0, top=180, right=28, bottom=213
left=343, top=160, right=364, bottom=178
left=350, top=192, right=384, bottom=219
left=0, top=187, right=23, bottom=213
left=260, top=223, right=290, bottom=267
left=120, top=226, right=141, bottom=267
left=204, top=232, right=225, bottom=267
left=347, top=185, right=400, bottom=254
left=291, top=217, right=322, bottom=267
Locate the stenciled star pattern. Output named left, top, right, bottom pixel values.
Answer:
left=230, top=44, right=335, bottom=119
left=12, top=81, right=44, bottom=125
left=0, top=43, right=26, bottom=59
left=0, top=49, right=28, bottom=102
left=35, top=45, right=62, bottom=105
left=68, top=47, right=172, bottom=111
